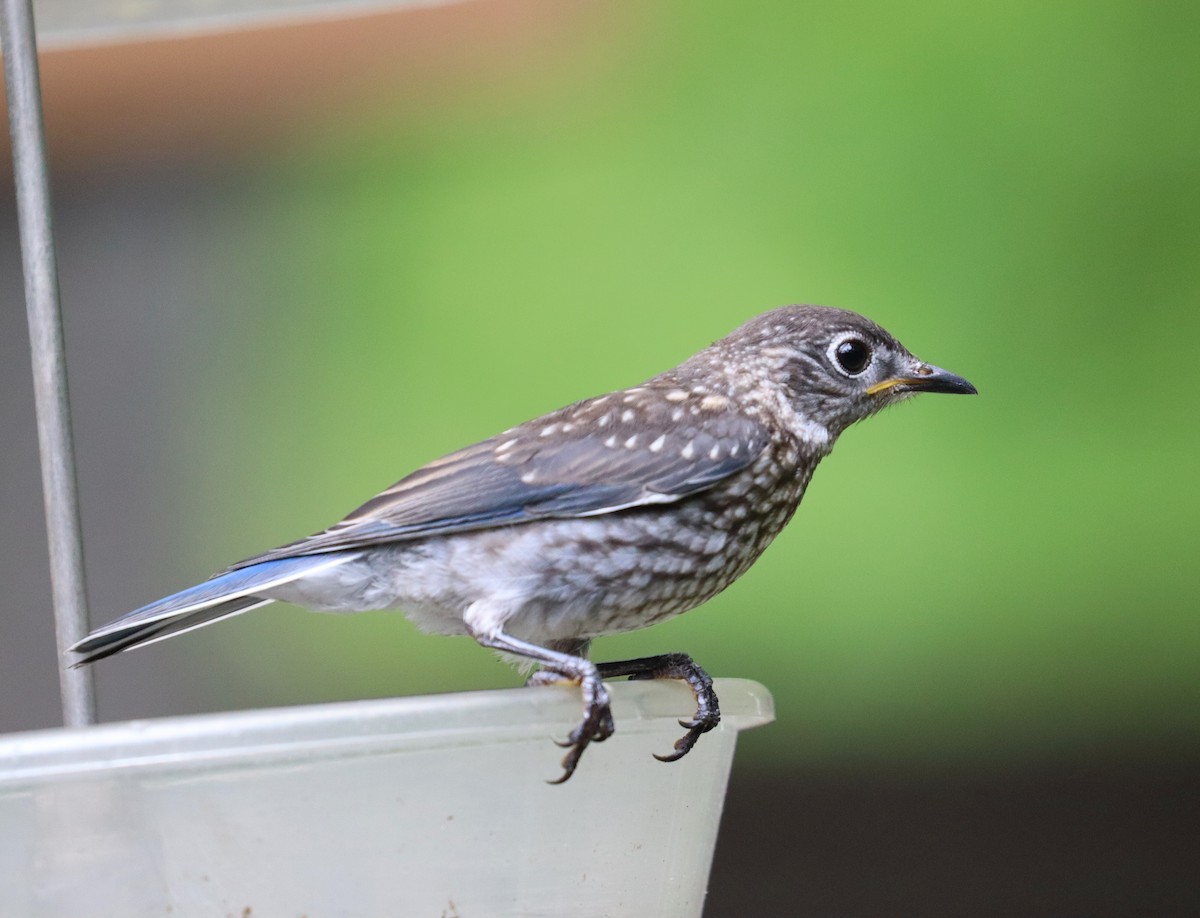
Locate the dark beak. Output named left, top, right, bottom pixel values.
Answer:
left=866, top=363, right=978, bottom=397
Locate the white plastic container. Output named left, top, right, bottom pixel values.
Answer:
left=0, top=678, right=773, bottom=917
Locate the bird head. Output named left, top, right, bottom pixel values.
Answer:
left=695, top=305, right=977, bottom=443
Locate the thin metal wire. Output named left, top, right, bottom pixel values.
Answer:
left=2, top=0, right=96, bottom=726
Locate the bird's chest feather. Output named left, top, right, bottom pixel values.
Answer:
left=676, top=435, right=818, bottom=582
left=510, top=435, right=818, bottom=636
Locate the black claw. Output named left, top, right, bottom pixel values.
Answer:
left=657, top=739, right=696, bottom=763
left=653, top=719, right=714, bottom=762
left=547, top=743, right=586, bottom=785
left=656, top=716, right=717, bottom=762
left=542, top=680, right=613, bottom=783
left=548, top=722, right=609, bottom=783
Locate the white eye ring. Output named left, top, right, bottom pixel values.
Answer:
left=827, top=333, right=874, bottom=377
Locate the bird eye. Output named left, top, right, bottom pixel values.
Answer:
left=833, top=337, right=872, bottom=376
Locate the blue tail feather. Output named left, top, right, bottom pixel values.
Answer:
left=70, top=555, right=348, bottom=664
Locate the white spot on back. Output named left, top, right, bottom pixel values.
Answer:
left=649, top=434, right=666, bottom=452
left=709, top=444, right=721, bottom=460
left=604, top=435, right=618, bottom=448
left=540, top=425, right=557, bottom=437
left=681, top=441, right=695, bottom=460
left=496, top=438, right=519, bottom=453
left=597, top=414, right=611, bottom=427
left=666, top=389, right=689, bottom=402
left=701, top=394, right=729, bottom=410
left=621, top=409, right=635, bottom=423
left=624, top=435, right=639, bottom=449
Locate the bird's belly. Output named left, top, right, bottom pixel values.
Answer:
left=430, top=497, right=798, bottom=642
left=261, top=553, right=406, bottom=614
left=257, top=547, right=476, bottom=638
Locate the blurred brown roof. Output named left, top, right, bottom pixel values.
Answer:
left=1, top=0, right=589, bottom=176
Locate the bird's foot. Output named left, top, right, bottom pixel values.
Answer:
left=527, top=667, right=614, bottom=783
left=597, top=652, right=720, bottom=764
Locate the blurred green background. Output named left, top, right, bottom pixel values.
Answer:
left=2, top=1, right=1196, bottom=913
left=149, top=0, right=1198, bottom=768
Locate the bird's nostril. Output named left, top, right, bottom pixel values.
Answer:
left=915, top=365, right=934, bottom=376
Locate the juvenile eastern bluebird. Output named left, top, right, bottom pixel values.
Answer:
left=72, top=305, right=976, bottom=781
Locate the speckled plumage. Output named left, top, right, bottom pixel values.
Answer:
left=72, top=305, right=976, bottom=781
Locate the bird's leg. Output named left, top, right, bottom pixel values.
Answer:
left=596, top=653, right=720, bottom=763
left=467, top=625, right=612, bottom=783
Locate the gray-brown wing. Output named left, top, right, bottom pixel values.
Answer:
left=231, top=387, right=770, bottom=569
